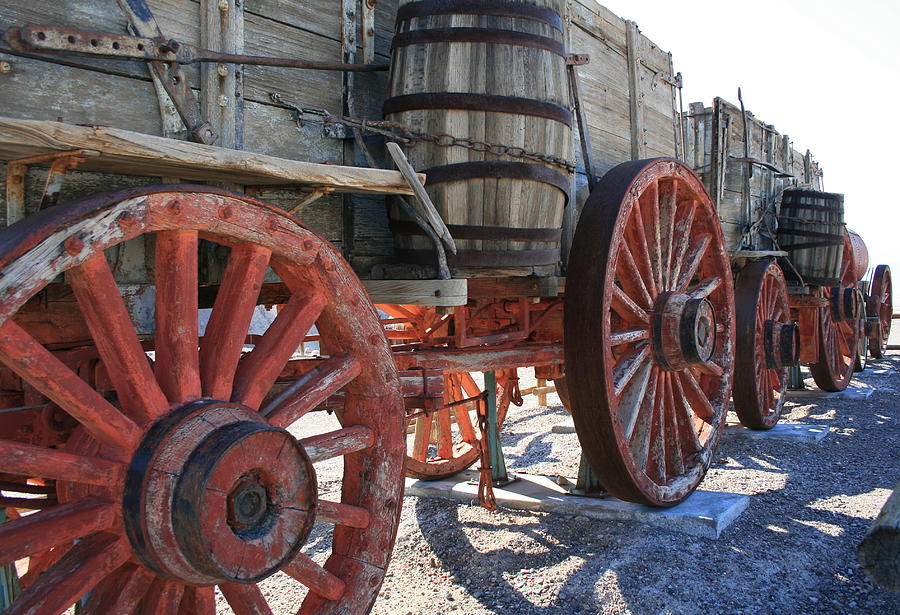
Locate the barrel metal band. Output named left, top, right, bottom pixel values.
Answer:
left=778, top=228, right=846, bottom=242
left=393, top=221, right=562, bottom=243
left=397, top=248, right=559, bottom=267
left=391, top=28, right=566, bottom=56
left=780, top=202, right=844, bottom=213
left=780, top=241, right=846, bottom=251
left=384, top=93, right=573, bottom=128
left=424, top=161, right=571, bottom=204
left=396, top=0, right=564, bottom=32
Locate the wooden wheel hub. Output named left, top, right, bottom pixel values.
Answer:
left=764, top=321, right=800, bottom=369
left=652, top=292, right=717, bottom=370
left=831, top=285, right=861, bottom=322
left=124, top=400, right=317, bottom=585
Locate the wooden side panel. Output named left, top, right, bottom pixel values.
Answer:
left=682, top=97, right=828, bottom=253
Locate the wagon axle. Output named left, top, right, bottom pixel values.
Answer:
left=652, top=292, right=717, bottom=370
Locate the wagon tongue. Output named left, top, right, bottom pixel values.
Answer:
left=123, top=400, right=317, bottom=585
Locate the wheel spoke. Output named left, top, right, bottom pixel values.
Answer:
left=612, top=286, right=649, bottom=324
left=299, top=425, right=375, bottom=463
left=659, top=180, right=678, bottom=289
left=154, top=230, right=201, bottom=404
left=179, top=586, right=216, bottom=615
left=646, top=372, right=667, bottom=483
left=4, top=532, right=130, bottom=615
left=627, top=368, right=658, bottom=454
left=678, top=370, right=716, bottom=420
left=669, top=200, right=697, bottom=285
left=141, top=578, right=185, bottom=615
left=81, top=563, right=155, bottom=615
left=628, top=202, right=658, bottom=298
left=219, top=582, right=274, bottom=615
left=639, top=182, right=664, bottom=290
left=610, top=328, right=650, bottom=347
left=316, top=500, right=371, bottom=529
left=265, top=356, right=361, bottom=429
left=436, top=405, right=453, bottom=459
left=688, top=276, right=723, bottom=299
left=0, top=496, right=117, bottom=565
left=412, top=414, right=433, bottom=461
left=0, top=439, right=125, bottom=486
left=617, top=241, right=654, bottom=309
left=662, top=373, right=685, bottom=476
left=232, top=290, right=327, bottom=409
left=284, top=552, right=346, bottom=601
left=0, top=320, right=141, bottom=452
left=200, top=244, right=272, bottom=400
left=618, top=360, right=653, bottom=439
left=671, top=373, right=704, bottom=452
left=67, top=253, right=170, bottom=424
left=676, top=234, right=711, bottom=291
left=612, top=344, right=651, bottom=397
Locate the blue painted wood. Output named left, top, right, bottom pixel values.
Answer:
left=483, top=371, right=509, bottom=484
left=0, top=508, right=21, bottom=610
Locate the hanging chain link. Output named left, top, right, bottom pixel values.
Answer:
left=270, top=92, right=577, bottom=172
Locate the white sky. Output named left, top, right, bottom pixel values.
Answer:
left=595, top=0, right=900, bottom=280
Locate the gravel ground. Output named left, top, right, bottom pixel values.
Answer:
left=365, top=351, right=900, bottom=615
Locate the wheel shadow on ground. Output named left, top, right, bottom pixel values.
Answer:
left=408, top=355, right=900, bottom=615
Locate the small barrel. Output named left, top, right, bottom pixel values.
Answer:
left=385, top=0, right=573, bottom=277
left=777, top=189, right=845, bottom=287
left=846, top=228, right=869, bottom=282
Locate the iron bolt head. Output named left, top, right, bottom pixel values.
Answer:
left=217, top=94, right=229, bottom=107
left=217, top=64, right=229, bottom=77
left=218, top=0, right=230, bottom=10
left=0, top=62, right=12, bottom=74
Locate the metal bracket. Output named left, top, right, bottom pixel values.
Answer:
left=565, top=53, right=590, bottom=66
left=5, top=150, right=96, bottom=226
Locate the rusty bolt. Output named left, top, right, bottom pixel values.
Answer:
left=118, top=211, right=137, bottom=228
left=64, top=236, right=84, bottom=256
left=303, top=240, right=315, bottom=251
left=219, top=206, right=234, bottom=220
left=266, top=217, right=278, bottom=234
left=217, top=64, right=229, bottom=77
left=167, top=199, right=181, bottom=214
left=217, top=94, right=229, bottom=107
left=0, top=61, right=12, bottom=74
left=218, top=0, right=230, bottom=10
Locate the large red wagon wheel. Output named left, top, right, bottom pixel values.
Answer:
left=867, top=265, right=892, bottom=359
left=810, top=232, right=862, bottom=392
left=565, top=158, right=735, bottom=506
left=733, top=260, right=795, bottom=429
left=0, top=186, right=405, bottom=615
left=405, top=371, right=513, bottom=480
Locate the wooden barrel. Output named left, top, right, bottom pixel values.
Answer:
left=847, top=228, right=869, bottom=282
left=777, top=189, right=845, bottom=286
left=385, top=0, right=572, bottom=277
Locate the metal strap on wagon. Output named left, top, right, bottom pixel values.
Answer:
left=396, top=0, right=565, bottom=32
left=383, top=93, right=573, bottom=128
left=391, top=28, right=566, bottom=56
left=423, top=161, right=571, bottom=205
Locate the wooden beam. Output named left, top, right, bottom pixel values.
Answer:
left=858, top=481, right=900, bottom=591
left=0, top=117, right=422, bottom=195
left=366, top=279, right=467, bottom=307
left=625, top=20, right=646, bottom=160
left=202, top=0, right=245, bottom=150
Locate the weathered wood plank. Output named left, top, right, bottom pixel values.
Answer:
left=0, top=117, right=422, bottom=195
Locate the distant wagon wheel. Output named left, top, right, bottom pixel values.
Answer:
left=406, top=370, right=514, bottom=480
left=810, top=232, right=863, bottom=392
left=0, top=187, right=404, bottom=615
left=867, top=265, right=892, bottom=359
left=564, top=158, right=735, bottom=507
left=733, top=260, right=795, bottom=429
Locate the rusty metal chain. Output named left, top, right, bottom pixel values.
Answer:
left=270, top=92, right=576, bottom=172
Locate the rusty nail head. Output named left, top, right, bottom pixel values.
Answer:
left=217, top=94, right=229, bottom=107
left=0, top=62, right=12, bottom=73
left=217, top=64, right=229, bottom=77
left=64, top=236, right=84, bottom=256
left=218, top=0, right=230, bottom=10
left=303, top=240, right=315, bottom=251
left=219, top=206, right=234, bottom=219
left=266, top=217, right=278, bottom=233
left=167, top=200, right=181, bottom=213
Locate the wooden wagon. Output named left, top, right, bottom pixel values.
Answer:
left=0, top=1, right=891, bottom=614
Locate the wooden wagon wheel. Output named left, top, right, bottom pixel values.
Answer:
left=733, top=260, right=796, bottom=429
left=564, top=158, right=735, bottom=506
left=406, top=370, right=514, bottom=480
left=867, top=265, right=892, bottom=359
left=810, top=232, right=862, bottom=392
left=0, top=186, right=405, bottom=615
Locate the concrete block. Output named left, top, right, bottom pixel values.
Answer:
left=551, top=420, right=576, bottom=434
left=405, top=471, right=749, bottom=539
left=725, top=422, right=829, bottom=443
left=786, top=387, right=873, bottom=400
left=870, top=368, right=895, bottom=376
